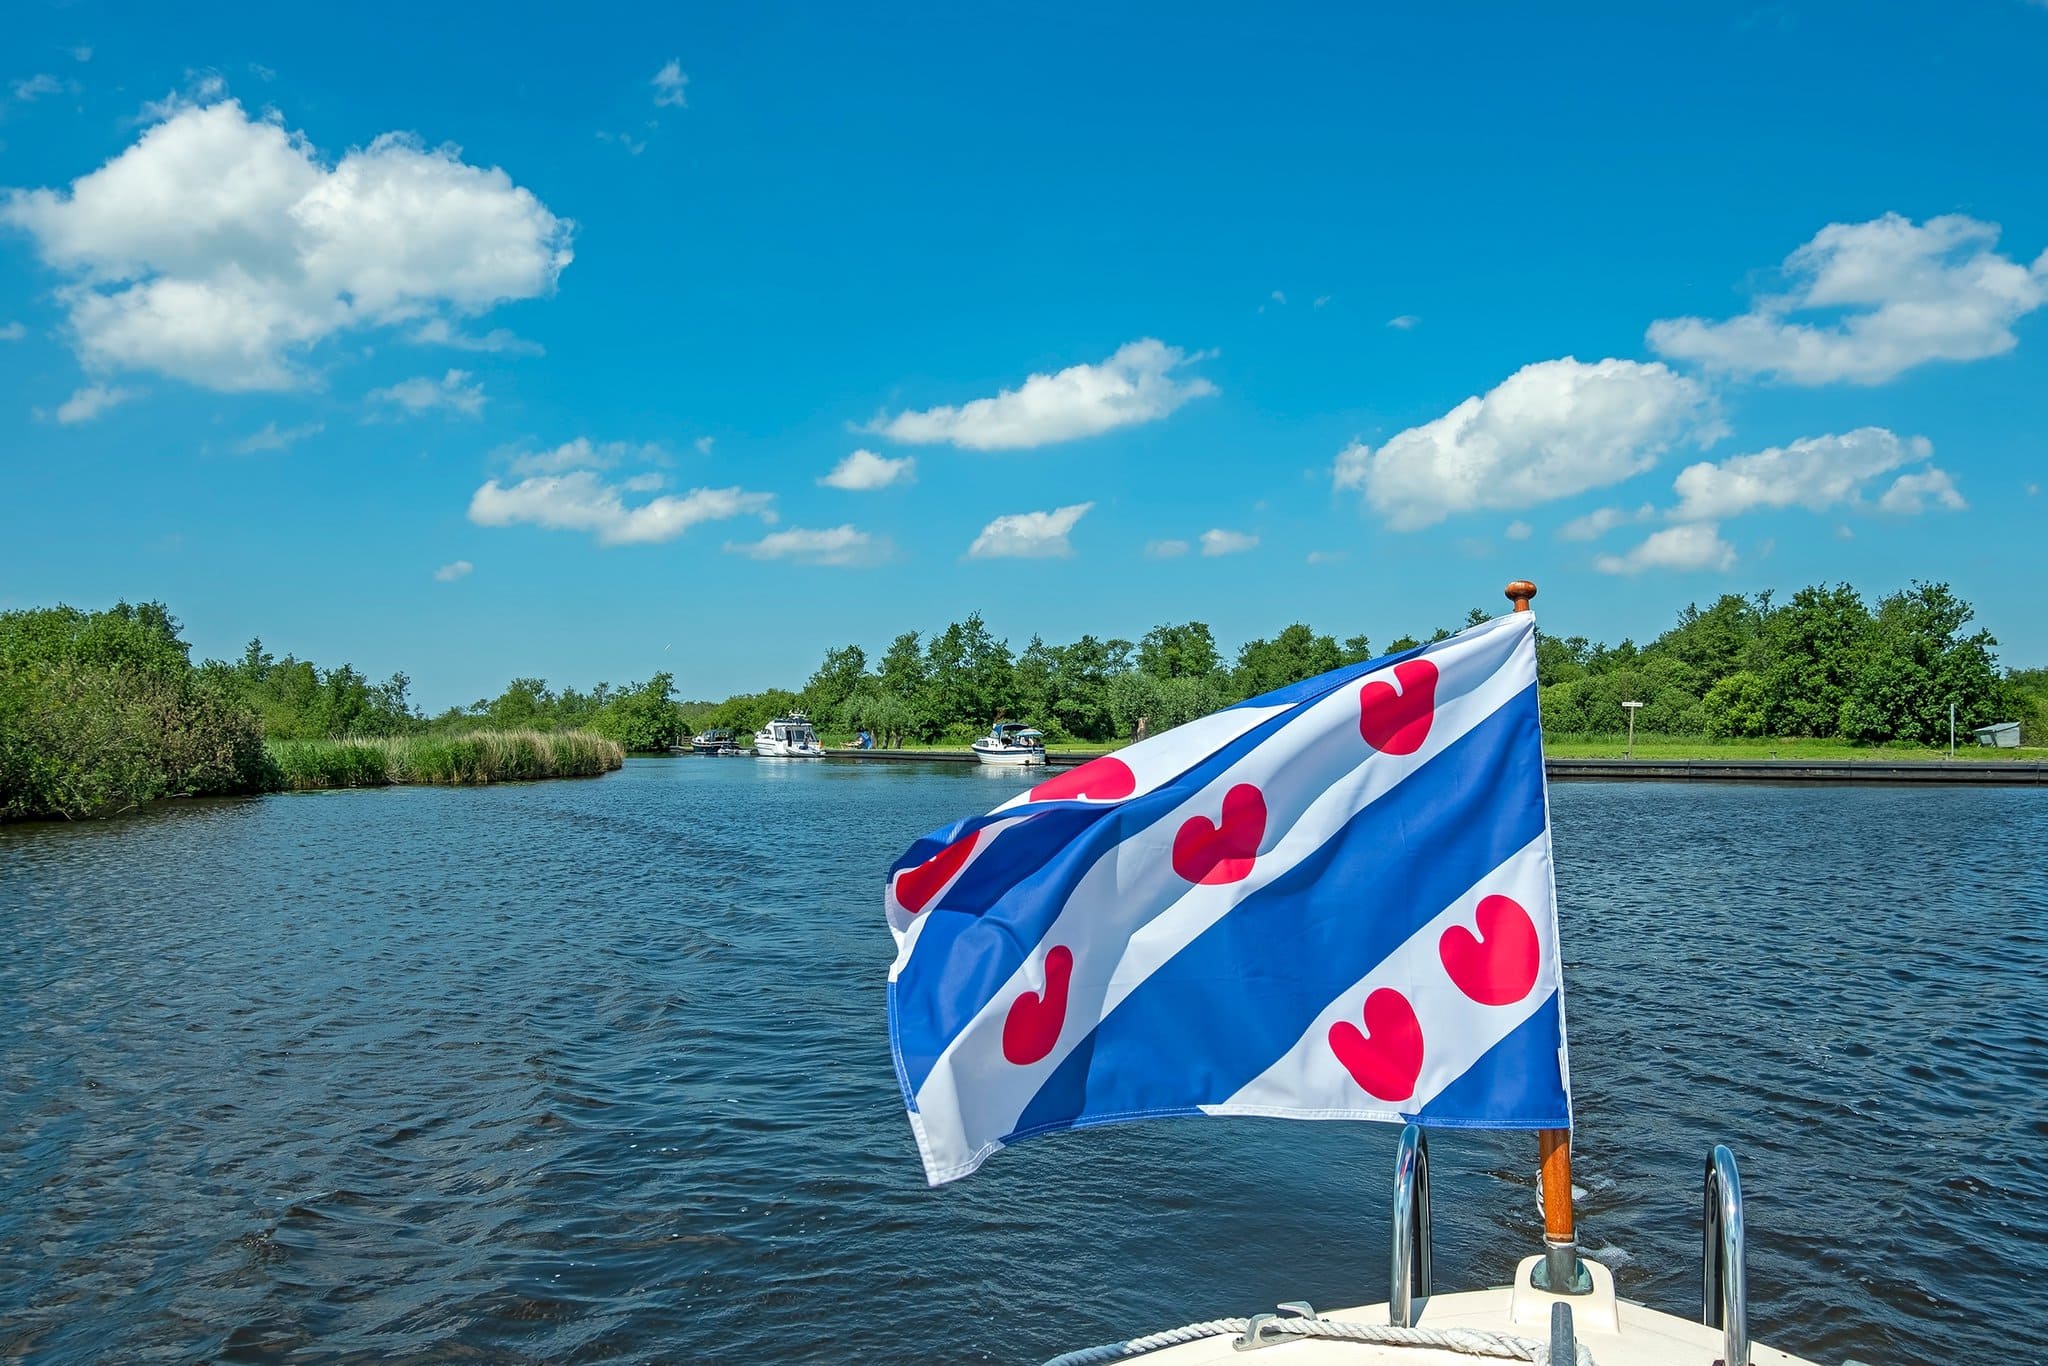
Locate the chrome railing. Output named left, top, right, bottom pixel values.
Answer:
left=1389, top=1124, right=1432, bottom=1327
left=1702, top=1144, right=1749, bottom=1366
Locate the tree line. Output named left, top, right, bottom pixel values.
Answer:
left=5, top=581, right=2042, bottom=819
left=761, top=582, right=2038, bottom=749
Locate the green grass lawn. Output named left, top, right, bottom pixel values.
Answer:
left=1541, top=735, right=2045, bottom=761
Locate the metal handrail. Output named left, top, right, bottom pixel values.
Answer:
left=1702, top=1144, right=1749, bottom=1366
left=1389, top=1124, right=1432, bottom=1327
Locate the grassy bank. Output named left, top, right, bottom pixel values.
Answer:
left=268, top=729, right=625, bottom=791
left=1542, top=734, right=2046, bottom=761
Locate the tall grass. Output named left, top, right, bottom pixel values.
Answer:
left=268, top=729, right=625, bottom=791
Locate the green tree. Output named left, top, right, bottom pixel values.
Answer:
left=877, top=632, right=935, bottom=740
left=595, top=673, right=681, bottom=751
left=1839, top=582, right=2002, bottom=743
left=800, top=644, right=868, bottom=721
left=1702, top=671, right=1771, bottom=739
left=1, top=602, right=270, bottom=820
left=837, top=681, right=916, bottom=747
left=1233, top=623, right=1341, bottom=699
left=924, top=614, right=1015, bottom=736
left=1137, top=622, right=1221, bottom=680
left=1760, top=584, right=1869, bottom=738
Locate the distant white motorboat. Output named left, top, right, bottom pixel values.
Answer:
left=754, top=713, right=824, bottom=757
left=971, top=722, right=1046, bottom=766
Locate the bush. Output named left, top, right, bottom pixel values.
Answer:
left=266, top=730, right=624, bottom=791
left=1, top=603, right=277, bottom=820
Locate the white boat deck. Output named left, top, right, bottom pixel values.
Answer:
left=1112, top=1258, right=1812, bottom=1365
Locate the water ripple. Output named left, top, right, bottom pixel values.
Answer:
left=3, top=763, right=2044, bottom=1362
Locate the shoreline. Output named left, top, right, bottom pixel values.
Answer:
left=800, top=749, right=2048, bottom=785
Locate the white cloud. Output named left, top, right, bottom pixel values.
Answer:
left=1594, top=523, right=1737, bottom=575
left=1557, top=503, right=1656, bottom=541
left=1270, top=290, right=1287, bottom=305
left=1878, top=467, right=1967, bottom=515
left=138, top=75, right=226, bottom=124
left=12, top=74, right=76, bottom=102
left=502, top=437, right=657, bottom=476
left=409, top=317, right=542, bottom=355
left=1314, top=295, right=1331, bottom=309
left=55, top=383, right=135, bottom=423
left=71, top=47, right=94, bottom=63
left=434, top=559, right=473, bottom=582
left=1648, top=213, right=2048, bottom=385
left=1, top=99, right=572, bottom=391
left=819, top=448, right=915, bottom=490
left=1386, top=315, right=1420, bottom=330
left=1504, top=519, right=1532, bottom=540
left=0, top=321, right=24, bottom=341
left=966, top=502, right=1094, bottom=559
left=234, top=420, right=322, bottom=453
left=596, top=129, right=649, bottom=156
left=870, top=339, right=1215, bottom=450
left=1145, top=538, right=1190, bottom=559
left=1335, top=357, right=1717, bottom=530
left=469, top=471, right=775, bottom=547
left=1306, top=549, right=1348, bottom=565
left=727, top=525, right=888, bottom=567
left=368, top=368, right=484, bottom=417
left=1669, top=427, right=1947, bottom=520
left=1199, top=528, right=1258, bottom=556
left=695, top=436, right=714, bottom=455
left=652, top=61, right=688, bottom=108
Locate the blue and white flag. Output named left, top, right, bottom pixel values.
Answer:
left=885, top=611, right=1569, bottom=1185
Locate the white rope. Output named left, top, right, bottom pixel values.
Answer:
left=1043, top=1314, right=1594, bottom=1366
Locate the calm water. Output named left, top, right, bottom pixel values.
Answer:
left=4, top=760, right=2045, bottom=1364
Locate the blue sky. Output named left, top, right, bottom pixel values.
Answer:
left=3, top=3, right=2045, bottom=709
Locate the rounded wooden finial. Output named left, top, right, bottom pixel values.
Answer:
left=1505, top=580, right=1537, bottom=613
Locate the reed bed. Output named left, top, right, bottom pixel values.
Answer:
left=268, top=729, right=626, bottom=791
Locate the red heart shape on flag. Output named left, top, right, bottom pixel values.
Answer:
left=1439, top=894, right=1541, bottom=1006
left=1030, top=756, right=1138, bottom=803
left=1171, top=783, right=1267, bottom=885
left=1328, top=988, right=1424, bottom=1102
left=893, top=830, right=980, bottom=915
left=1002, top=944, right=1073, bottom=1065
left=1359, top=659, right=1439, bottom=755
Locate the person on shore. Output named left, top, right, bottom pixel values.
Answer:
left=1135, top=715, right=1150, bottom=742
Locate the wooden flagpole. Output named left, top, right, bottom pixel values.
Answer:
left=1505, top=579, right=1586, bottom=1294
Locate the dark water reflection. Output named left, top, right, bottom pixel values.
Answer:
left=4, top=761, right=2044, bottom=1363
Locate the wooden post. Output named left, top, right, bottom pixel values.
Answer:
left=1538, top=1128, right=1581, bottom=1289
left=1509, top=578, right=1586, bottom=1292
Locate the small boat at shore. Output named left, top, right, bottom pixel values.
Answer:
left=690, top=728, right=736, bottom=755
left=971, top=722, right=1047, bottom=766
left=754, top=713, right=824, bottom=757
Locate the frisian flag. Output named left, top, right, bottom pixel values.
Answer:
left=884, top=610, right=1569, bottom=1185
